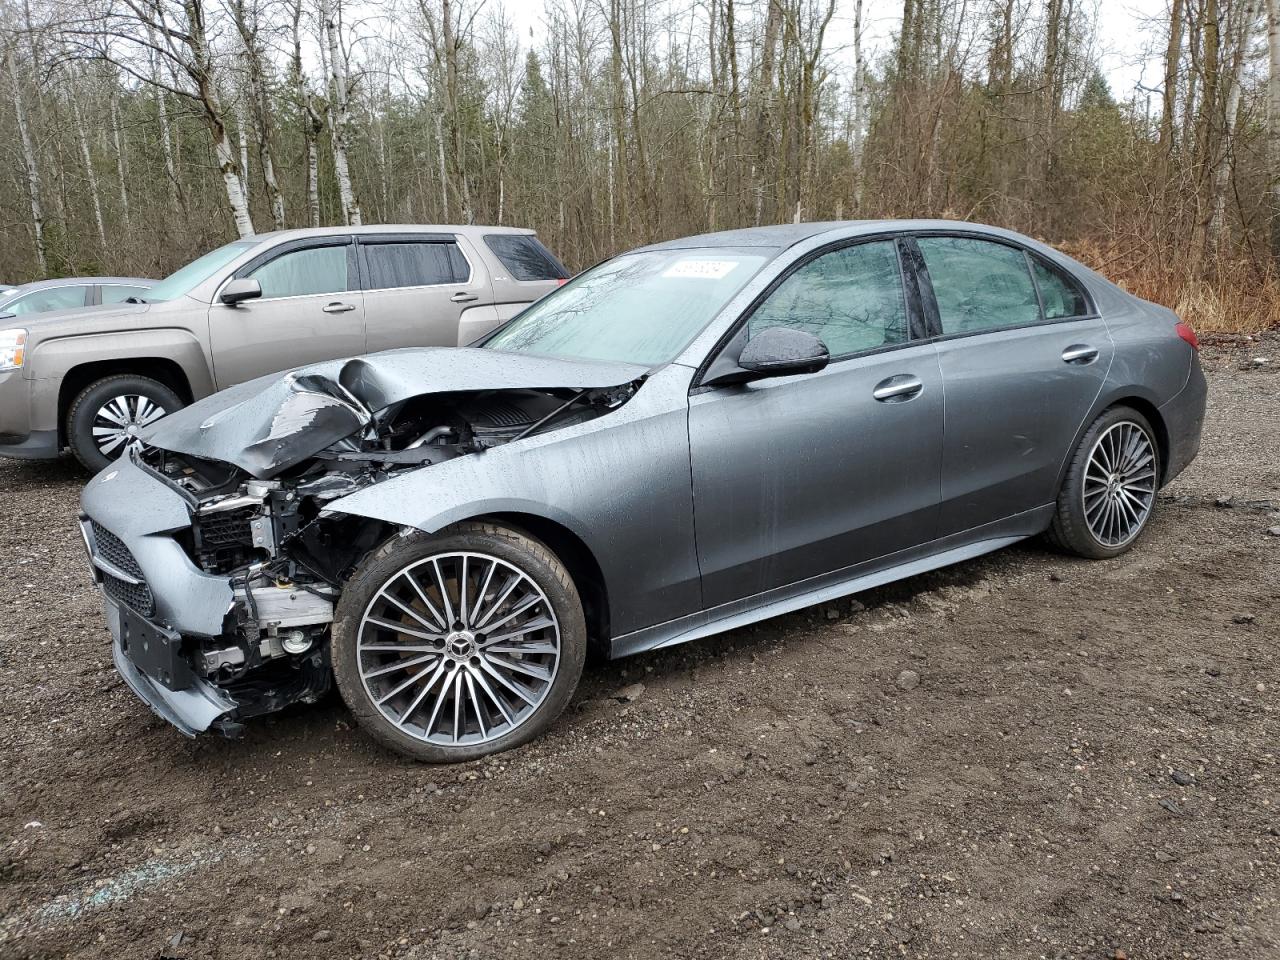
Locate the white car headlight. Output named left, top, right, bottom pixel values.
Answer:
left=0, top=329, right=26, bottom=371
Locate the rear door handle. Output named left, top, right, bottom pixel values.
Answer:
left=1062, top=344, right=1099, bottom=364
left=872, top=374, right=924, bottom=403
left=451, top=292, right=479, bottom=303
left=322, top=301, right=356, bottom=314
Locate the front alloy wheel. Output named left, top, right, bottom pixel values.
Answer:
left=332, top=523, right=586, bottom=762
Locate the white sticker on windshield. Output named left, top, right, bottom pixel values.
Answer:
left=663, top=259, right=739, bottom=280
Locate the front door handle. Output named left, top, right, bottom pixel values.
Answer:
left=450, top=291, right=479, bottom=303
left=872, top=374, right=924, bottom=403
left=322, top=301, right=356, bottom=314
left=1062, top=344, right=1099, bottom=364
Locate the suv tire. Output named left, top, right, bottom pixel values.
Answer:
left=67, top=374, right=184, bottom=473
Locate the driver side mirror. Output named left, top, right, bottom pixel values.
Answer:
left=220, top=277, right=262, bottom=306
left=704, top=326, right=830, bottom=387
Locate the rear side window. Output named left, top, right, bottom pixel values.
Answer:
left=1032, top=258, right=1089, bottom=319
left=917, top=236, right=1040, bottom=334
left=484, top=234, right=569, bottom=281
left=749, top=240, right=908, bottom=356
left=100, top=285, right=150, bottom=304
left=249, top=246, right=349, bottom=298
left=363, top=241, right=468, bottom=289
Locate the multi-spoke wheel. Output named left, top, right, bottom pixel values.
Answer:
left=332, top=523, right=587, bottom=762
left=1048, top=406, right=1161, bottom=559
left=66, top=374, right=184, bottom=473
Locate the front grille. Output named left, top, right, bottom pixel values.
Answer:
left=197, top=506, right=256, bottom=547
left=91, top=521, right=155, bottom=616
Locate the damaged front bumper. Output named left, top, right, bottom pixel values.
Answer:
left=81, top=452, right=334, bottom=737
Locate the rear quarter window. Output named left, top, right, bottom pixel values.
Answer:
left=484, top=235, right=570, bottom=281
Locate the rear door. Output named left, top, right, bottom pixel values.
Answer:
left=912, top=234, right=1115, bottom=536
left=209, top=236, right=365, bottom=387
left=358, top=233, right=494, bottom=351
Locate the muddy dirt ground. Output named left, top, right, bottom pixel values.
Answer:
left=1, top=337, right=1277, bottom=960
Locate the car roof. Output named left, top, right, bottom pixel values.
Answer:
left=635, top=219, right=1043, bottom=255
left=246, top=224, right=539, bottom=243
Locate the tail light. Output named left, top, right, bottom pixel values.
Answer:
left=556, top=278, right=570, bottom=286
left=1175, top=321, right=1199, bottom=351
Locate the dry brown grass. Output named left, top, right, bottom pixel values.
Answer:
left=1060, top=239, right=1280, bottom=334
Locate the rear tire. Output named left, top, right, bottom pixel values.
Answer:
left=331, top=522, right=587, bottom=763
left=66, top=375, right=183, bottom=473
left=1047, top=406, right=1161, bottom=559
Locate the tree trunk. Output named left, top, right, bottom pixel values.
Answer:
left=1269, top=0, right=1280, bottom=257
left=1161, top=0, right=1186, bottom=156
left=322, top=0, right=362, bottom=225
left=109, top=90, right=131, bottom=229
left=71, top=90, right=108, bottom=254
left=7, top=52, right=48, bottom=276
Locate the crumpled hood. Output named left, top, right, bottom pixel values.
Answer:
left=141, top=347, right=648, bottom=479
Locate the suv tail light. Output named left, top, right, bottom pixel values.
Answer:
left=1175, top=321, right=1199, bottom=351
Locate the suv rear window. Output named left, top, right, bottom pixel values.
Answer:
left=484, top=235, right=570, bottom=281
left=364, top=241, right=469, bottom=289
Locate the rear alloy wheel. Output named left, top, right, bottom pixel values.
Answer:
left=66, top=375, right=183, bottom=473
left=1047, top=406, right=1161, bottom=559
left=331, top=523, right=587, bottom=762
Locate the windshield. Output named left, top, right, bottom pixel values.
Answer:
left=143, top=240, right=257, bottom=302
left=482, top=249, right=768, bottom=365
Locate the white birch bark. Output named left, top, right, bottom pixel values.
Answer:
left=147, top=37, right=181, bottom=212
left=214, top=123, right=255, bottom=238
left=236, top=94, right=251, bottom=207
left=322, top=0, right=362, bottom=225
left=8, top=53, right=48, bottom=277
left=67, top=75, right=108, bottom=253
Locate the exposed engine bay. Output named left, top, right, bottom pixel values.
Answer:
left=130, top=378, right=638, bottom=734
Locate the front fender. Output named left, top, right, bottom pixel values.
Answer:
left=26, top=328, right=215, bottom=398
left=320, top=365, right=702, bottom=637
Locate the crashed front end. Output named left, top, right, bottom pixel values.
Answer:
left=80, top=454, right=338, bottom=735
left=78, top=348, right=643, bottom=737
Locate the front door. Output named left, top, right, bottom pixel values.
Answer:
left=209, top=237, right=366, bottom=387
left=689, top=238, right=944, bottom=608
left=911, top=234, right=1116, bottom=536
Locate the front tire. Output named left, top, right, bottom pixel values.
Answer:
left=1047, top=406, right=1161, bottom=559
left=66, top=374, right=183, bottom=472
left=331, top=522, right=587, bottom=763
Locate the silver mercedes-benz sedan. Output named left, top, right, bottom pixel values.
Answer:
left=79, top=220, right=1206, bottom=762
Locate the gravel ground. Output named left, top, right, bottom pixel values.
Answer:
left=0, top=336, right=1277, bottom=960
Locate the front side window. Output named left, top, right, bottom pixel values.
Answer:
left=3, top=285, right=89, bottom=316
left=1032, top=258, right=1089, bottom=319
left=917, top=236, right=1040, bottom=335
left=249, top=245, right=349, bottom=299
left=363, top=241, right=467, bottom=289
left=748, top=240, right=908, bottom=356
left=483, top=249, right=768, bottom=366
